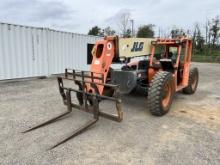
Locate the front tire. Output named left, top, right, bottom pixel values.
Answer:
left=76, top=83, right=93, bottom=106
left=148, top=71, right=175, bottom=116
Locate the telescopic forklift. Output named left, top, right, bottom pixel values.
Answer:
left=23, top=36, right=199, bottom=149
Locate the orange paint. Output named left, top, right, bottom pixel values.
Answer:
left=87, top=36, right=193, bottom=94
left=87, top=37, right=116, bottom=94
left=151, top=37, right=193, bottom=92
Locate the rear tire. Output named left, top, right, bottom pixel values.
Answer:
left=148, top=71, right=175, bottom=116
left=183, top=67, right=199, bottom=94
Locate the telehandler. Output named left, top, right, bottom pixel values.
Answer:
left=23, top=36, right=199, bottom=149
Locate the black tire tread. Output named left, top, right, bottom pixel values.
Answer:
left=148, top=71, right=174, bottom=116
left=183, top=67, right=199, bottom=94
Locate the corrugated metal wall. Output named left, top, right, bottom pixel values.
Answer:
left=48, top=30, right=99, bottom=74
left=0, top=22, right=100, bottom=80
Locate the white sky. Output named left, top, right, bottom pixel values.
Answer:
left=0, top=0, right=219, bottom=35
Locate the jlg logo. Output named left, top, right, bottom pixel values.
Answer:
left=131, top=42, right=144, bottom=52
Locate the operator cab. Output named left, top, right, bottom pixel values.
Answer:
left=150, top=38, right=190, bottom=88
left=151, top=44, right=178, bottom=72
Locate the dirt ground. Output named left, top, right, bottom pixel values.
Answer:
left=0, top=62, right=220, bottom=165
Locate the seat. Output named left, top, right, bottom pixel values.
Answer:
left=160, top=58, right=176, bottom=73
left=138, top=60, right=150, bottom=70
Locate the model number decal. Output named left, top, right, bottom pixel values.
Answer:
left=131, top=42, right=144, bottom=52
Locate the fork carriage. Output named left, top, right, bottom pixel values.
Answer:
left=23, top=68, right=123, bottom=149
left=58, top=68, right=123, bottom=122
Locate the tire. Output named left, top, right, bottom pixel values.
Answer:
left=76, top=84, right=84, bottom=105
left=76, top=91, right=93, bottom=106
left=148, top=71, right=175, bottom=116
left=76, top=83, right=97, bottom=106
left=183, top=67, right=199, bottom=94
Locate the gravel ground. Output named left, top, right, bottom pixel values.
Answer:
left=0, top=62, right=220, bottom=165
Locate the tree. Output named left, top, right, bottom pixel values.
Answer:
left=196, top=26, right=205, bottom=51
left=117, top=11, right=131, bottom=37
left=209, top=16, right=220, bottom=46
left=170, top=28, right=185, bottom=38
left=136, top=24, right=154, bottom=38
left=88, top=26, right=102, bottom=36
left=123, top=29, right=132, bottom=38
left=192, top=23, right=205, bottom=52
left=88, top=26, right=116, bottom=37
left=192, top=26, right=197, bottom=49
left=103, top=26, right=116, bottom=36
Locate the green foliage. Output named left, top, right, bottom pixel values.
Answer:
left=88, top=26, right=102, bottom=36
left=103, top=26, right=115, bottom=36
left=191, top=16, right=220, bottom=63
left=192, top=55, right=220, bottom=63
left=123, top=29, right=132, bottom=38
left=87, top=15, right=220, bottom=63
left=209, top=16, right=220, bottom=46
left=88, top=26, right=116, bottom=37
left=193, top=45, right=220, bottom=63
left=136, top=24, right=154, bottom=38
left=192, top=24, right=205, bottom=52
left=171, top=29, right=185, bottom=38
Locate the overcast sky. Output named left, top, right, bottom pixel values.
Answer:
left=0, top=0, right=219, bottom=35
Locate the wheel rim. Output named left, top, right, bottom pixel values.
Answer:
left=162, top=82, right=172, bottom=109
left=191, top=74, right=198, bottom=90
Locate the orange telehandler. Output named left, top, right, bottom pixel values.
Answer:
left=23, top=36, right=199, bottom=149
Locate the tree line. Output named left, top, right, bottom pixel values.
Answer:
left=88, top=12, right=155, bottom=38
left=88, top=13, right=220, bottom=58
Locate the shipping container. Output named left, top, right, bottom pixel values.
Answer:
left=0, top=22, right=100, bottom=80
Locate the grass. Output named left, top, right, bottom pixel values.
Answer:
left=192, top=48, right=220, bottom=63
left=192, top=54, right=220, bottom=63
